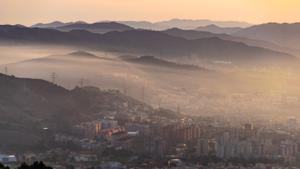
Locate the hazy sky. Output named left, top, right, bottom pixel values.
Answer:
left=1, top=0, right=300, bottom=25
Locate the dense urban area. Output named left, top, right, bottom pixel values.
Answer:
left=1, top=96, right=300, bottom=169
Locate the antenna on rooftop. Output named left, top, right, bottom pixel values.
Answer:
left=141, top=84, right=145, bottom=102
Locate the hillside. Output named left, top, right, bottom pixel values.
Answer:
left=11, top=51, right=105, bottom=65
left=0, top=73, right=164, bottom=150
left=120, top=55, right=206, bottom=71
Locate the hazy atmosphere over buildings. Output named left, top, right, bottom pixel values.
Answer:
left=2, top=1, right=300, bottom=168
left=1, top=0, right=300, bottom=25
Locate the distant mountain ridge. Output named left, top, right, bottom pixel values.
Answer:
left=32, top=21, right=87, bottom=28
left=55, top=22, right=133, bottom=33
left=32, top=19, right=252, bottom=31
left=156, top=19, right=252, bottom=29
left=195, top=24, right=243, bottom=34
left=233, top=23, right=300, bottom=50
left=118, top=21, right=165, bottom=30
left=164, top=28, right=220, bottom=39
left=163, top=28, right=291, bottom=54
left=32, top=21, right=133, bottom=34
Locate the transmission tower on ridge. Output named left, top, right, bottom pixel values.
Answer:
left=79, top=78, right=84, bottom=87
left=4, top=66, right=8, bottom=75
left=50, top=72, right=56, bottom=84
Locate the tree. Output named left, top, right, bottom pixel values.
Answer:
left=0, top=163, right=10, bottom=169
left=17, top=161, right=52, bottom=169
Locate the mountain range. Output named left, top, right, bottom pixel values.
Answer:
left=30, top=20, right=300, bottom=54
left=0, top=25, right=293, bottom=63
left=32, top=19, right=252, bottom=31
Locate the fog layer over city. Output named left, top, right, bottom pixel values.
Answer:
left=1, top=44, right=300, bottom=122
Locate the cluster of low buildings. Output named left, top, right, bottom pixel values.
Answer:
left=0, top=154, right=17, bottom=163
left=3, top=110, right=300, bottom=169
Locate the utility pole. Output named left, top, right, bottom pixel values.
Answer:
left=159, top=49, right=162, bottom=57
left=122, top=79, right=127, bottom=95
left=158, top=97, right=161, bottom=109
left=177, top=104, right=181, bottom=114
left=79, top=78, right=84, bottom=87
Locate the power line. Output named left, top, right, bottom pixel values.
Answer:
left=78, top=78, right=90, bottom=88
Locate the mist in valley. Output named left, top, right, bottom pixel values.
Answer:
left=1, top=44, right=300, bottom=123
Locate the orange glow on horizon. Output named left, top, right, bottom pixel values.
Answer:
left=0, top=0, right=299, bottom=25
